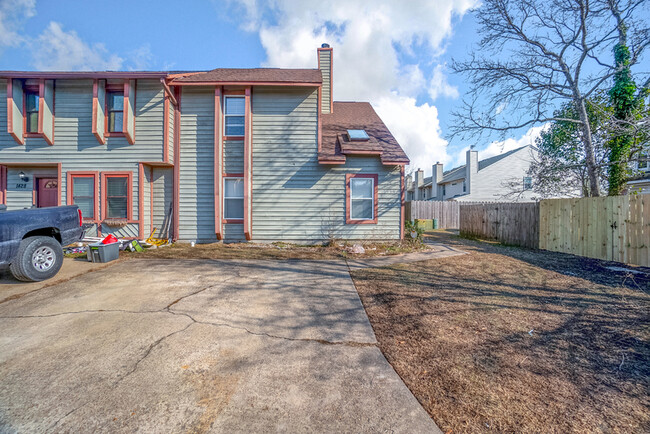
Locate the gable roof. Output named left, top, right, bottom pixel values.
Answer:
left=440, top=146, right=529, bottom=183
left=169, top=68, right=322, bottom=84
left=320, top=102, right=409, bottom=165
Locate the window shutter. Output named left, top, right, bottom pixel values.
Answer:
left=123, top=79, right=136, bottom=145
left=92, top=79, right=106, bottom=144
left=7, top=79, right=24, bottom=145
left=39, top=79, right=55, bottom=145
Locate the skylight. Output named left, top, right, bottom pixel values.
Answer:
left=347, top=129, right=369, bottom=141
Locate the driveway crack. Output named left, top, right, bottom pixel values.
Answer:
left=114, top=320, right=194, bottom=385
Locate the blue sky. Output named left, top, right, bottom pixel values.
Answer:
left=1, top=0, right=644, bottom=176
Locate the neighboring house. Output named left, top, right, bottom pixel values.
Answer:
left=0, top=44, right=409, bottom=243
left=407, top=146, right=536, bottom=202
left=625, top=153, right=650, bottom=194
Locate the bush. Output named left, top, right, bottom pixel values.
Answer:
left=404, top=220, right=424, bottom=245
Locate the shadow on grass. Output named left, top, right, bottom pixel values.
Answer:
left=351, top=231, right=650, bottom=432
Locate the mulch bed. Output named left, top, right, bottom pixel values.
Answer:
left=350, top=230, right=650, bottom=433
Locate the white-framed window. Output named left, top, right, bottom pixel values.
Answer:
left=350, top=177, right=374, bottom=220
left=224, top=96, right=245, bottom=136
left=639, top=153, right=648, bottom=171
left=224, top=177, right=244, bottom=220
left=463, top=180, right=466, bottom=192
left=442, top=184, right=446, bottom=196
left=523, top=176, right=533, bottom=190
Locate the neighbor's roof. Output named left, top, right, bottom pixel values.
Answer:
left=320, top=102, right=409, bottom=165
left=169, top=68, right=322, bottom=84
left=440, top=145, right=530, bottom=183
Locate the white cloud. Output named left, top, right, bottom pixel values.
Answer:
left=31, top=22, right=124, bottom=70
left=233, top=0, right=478, bottom=171
left=374, top=94, right=451, bottom=172
left=450, top=125, right=548, bottom=168
left=0, top=0, right=35, bottom=47
left=127, top=44, right=154, bottom=71
left=428, top=64, right=459, bottom=100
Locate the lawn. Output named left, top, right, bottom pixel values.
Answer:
left=350, top=230, right=650, bottom=433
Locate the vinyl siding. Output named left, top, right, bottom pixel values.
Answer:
left=143, top=168, right=152, bottom=236
left=319, top=51, right=331, bottom=114
left=167, top=98, right=175, bottom=162
left=178, top=87, right=216, bottom=242
left=223, top=223, right=245, bottom=242
left=457, top=147, right=537, bottom=202
left=0, top=79, right=169, bottom=237
left=224, top=140, right=244, bottom=174
left=251, top=86, right=400, bottom=241
left=152, top=167, right=173, bottom=238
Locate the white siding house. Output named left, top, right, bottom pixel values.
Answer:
left=408, top=145, right=537, bottom=202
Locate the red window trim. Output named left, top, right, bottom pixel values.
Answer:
left=104, top=87, right=125, bottom=137
left=103, top=81, right=135, bottom=144
left=223, top=175, right=244, bottom=223
left=345, top=173, right=378, bottom=225
left=67, top=171, right=99, bottom=222
left=14, top=79, right=55, bottom=145
left=223, top=94, right=245, bottom=139
left=101, top=171, right=133, bottom=221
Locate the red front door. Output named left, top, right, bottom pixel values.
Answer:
left=37, top=178, right=58, bottom=208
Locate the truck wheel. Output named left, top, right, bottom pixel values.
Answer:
left=9, top=236, right=64, bottom=282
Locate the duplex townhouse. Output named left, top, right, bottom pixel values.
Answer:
left=0, top=45, right=409, bottom=243
left=407, top=146, right=537, bottom=202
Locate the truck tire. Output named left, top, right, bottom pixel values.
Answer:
left=9, top=236, right=64, bottom=282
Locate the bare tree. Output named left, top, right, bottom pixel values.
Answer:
left=450, top=0, right=649, bottom=197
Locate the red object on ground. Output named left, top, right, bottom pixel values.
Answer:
left=101, top=234, right=118, bottom=244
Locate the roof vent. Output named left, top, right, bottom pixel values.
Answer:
left=321, top=43, right=330, bottom=48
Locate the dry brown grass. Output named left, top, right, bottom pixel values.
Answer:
left=135, top=240, right=426, bottom=261
left=351, top=230, right=650, bottom=433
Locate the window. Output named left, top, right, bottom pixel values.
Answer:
left=105, top=176, right=128, bottom=218
left=346, top=174, right=378, bottom=224
left=25, top=89, right=39, bottom=133
left=224, top=97, right=245, bottom=136
left=347, top=129, right=369, bottom=141
left=523, top=176, right=533, bottom=190
left=71, top=176, right=96, bottom=219
left=442, top=184, right=446, bottom=196
left=107, top=91, right=124, bottom=133
left=463, top=180, right=466, bottom=192
left=224, top=177, right=244, bottom=220
left=639, top=153, right=648, bottom=171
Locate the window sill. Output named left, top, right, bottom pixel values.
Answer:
left=222, top=219, right=244, bottom=224
left=105, top=132, right=126, bottom=137
left=346, top=218, right=378, bottom=225
left=223, top=135, right=245, bottom=141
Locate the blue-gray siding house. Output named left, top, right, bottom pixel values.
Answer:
left=0, top=45, right=409, bottom=243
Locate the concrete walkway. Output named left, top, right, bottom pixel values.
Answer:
left=0, top=258, right=440, bottom=433
left=346, top=243, right=466, bottom=269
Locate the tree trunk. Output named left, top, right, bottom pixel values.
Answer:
left=576, top=98, right=601, bottom=197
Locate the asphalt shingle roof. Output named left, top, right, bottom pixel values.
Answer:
left=320, top=102, right=409, bottom=165
left=169, top=68, right=322, bottom=84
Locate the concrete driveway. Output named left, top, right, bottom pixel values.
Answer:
left=0, top=258, right=439, bottom=433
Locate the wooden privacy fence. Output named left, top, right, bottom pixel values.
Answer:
left=405, top=201, right=460, bottom=229
left=459, top=202, right=540, bottom=248
left=539, top=195, right=650, bottom=266
left=457, top=195, right=650, bottom=267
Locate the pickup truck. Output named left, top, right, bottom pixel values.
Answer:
left=0, top=205, right=84, bottom=282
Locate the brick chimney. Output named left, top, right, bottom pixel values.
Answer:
left=318, top=44, right=333, bottom=114
left=465, top=148, right=478, bottom=195
left=433, top=162, right=444, bottom=200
